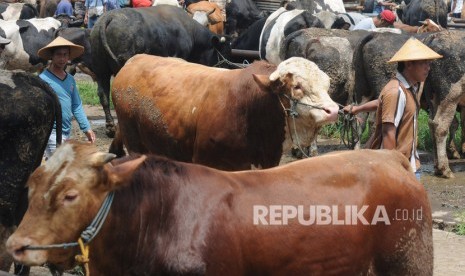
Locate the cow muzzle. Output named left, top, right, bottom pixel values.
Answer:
left=6, top=236, right=47, bottom=266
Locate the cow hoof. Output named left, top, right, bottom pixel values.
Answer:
left=105, top=125, right=116, bottom=138
left=434, top=168, right=455, bottom=179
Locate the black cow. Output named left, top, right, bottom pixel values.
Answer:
left=225, top=0, right=267, bottom=37
left=0, top=3, right=38, bottom=20
left=90, top=5, right=231, bottom=137
left=259, top=8, right=324, bottom=65
left=0, top=70, right=61, bottom=274
left=402, top=0, right=448, bottom=28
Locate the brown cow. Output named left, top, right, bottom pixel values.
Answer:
left=7, top=141, right=433, bottom=275
left=187, top=1, right=224, bottom=34
left=109, top=54, right=339, bottom=170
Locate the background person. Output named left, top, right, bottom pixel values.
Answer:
left=353, top=9, right=396, bottom=30
left=37, top=37, right=96, bottom=159
left=449, top=0, right=464, bottom=18
left=84, top=0, right=107, bottom=28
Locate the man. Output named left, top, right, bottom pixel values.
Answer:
left=55, top=0, right=74, bottom=16
left=344, top=38, right=442, bottom=180
left=37, top=37, right=96, bottom=159
left=449, top=0, right=463, bottom=18
left=84, top=0, right=107, bottom=28
left=0, top=36, right=10, bottom=54
left=353, top=10, right=396, bottom=30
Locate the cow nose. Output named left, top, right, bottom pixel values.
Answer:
left=6, top=236, right=32, bottom=261
left=323, top=104, right=339, bottom=122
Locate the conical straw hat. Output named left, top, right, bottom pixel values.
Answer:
left=38, top=36, right=84, bottom=61
left=388, top=37, right=442, bottom=63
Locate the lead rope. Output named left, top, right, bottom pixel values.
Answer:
left=24, top=191, right=115, bottom=276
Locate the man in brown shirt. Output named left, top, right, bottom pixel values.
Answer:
left=344, top=38, right=442, bottom=180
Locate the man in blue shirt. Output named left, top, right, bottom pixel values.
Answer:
left=37, top=37, right=96, bottom=159
left=55, top=0, right=74, bottom=16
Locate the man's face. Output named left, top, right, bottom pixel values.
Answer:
left=406, top=60, right=431, bottom=83
left=51, top=47, right=70, bottom=69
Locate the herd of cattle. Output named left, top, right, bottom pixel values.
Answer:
left=0, top=0, right=463, bottom=274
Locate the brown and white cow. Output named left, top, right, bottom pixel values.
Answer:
left=187, top=1, right=225, bottom=34
left=109, top=54, right=339, bottom=170
left=7, top=141, right=433, bottom=275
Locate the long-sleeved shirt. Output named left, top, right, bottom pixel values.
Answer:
left=40, top=69, right=91, bottom=136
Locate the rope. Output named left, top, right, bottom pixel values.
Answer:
left=212, top=49, right=249, bottom=69
left=75, top=238, right=90, bottom=276
left=338, top=106, right=360, bottom=149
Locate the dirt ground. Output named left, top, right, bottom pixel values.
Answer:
left=23, top=104, right=463, bottom=275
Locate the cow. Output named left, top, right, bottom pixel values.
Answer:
left=90, top=5, right=232, bottom=137
left=282, top=28, right=372, bottom=107
left=0, top=17, right=61, bottom=72
left=0, top=70, right=61, bottom=274
left=0, top=3, right=38, bottom=20
left=38, top=0, right=59, bottom=18
left=6, top=141, right=433, bottom=275
left=187, top=1, right=224, bottom=34
left=225, top=0, right=267, bottom=37
left=259, top=7, right=325, bottom=65
left=108, top=55, right=339, bottom=170
left=298, top=0, right=346, bottom=13
left=402, top=0, right=448, bottom=28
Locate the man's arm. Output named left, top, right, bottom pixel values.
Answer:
left=343, top=99, right=379, bottom=115
left=381, top=122, right=396, bottom=149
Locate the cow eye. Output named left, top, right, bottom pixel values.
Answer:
left=64, top=191, right=79, bottom=203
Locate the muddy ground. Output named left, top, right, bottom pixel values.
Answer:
left=22, top=104, right=463, bottom=275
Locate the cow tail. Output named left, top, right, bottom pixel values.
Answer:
left=31, top=75, right=63, bottom=147
left=100, top=16, right=120, bottom=68
left=351, top=32, right=375, bottom=103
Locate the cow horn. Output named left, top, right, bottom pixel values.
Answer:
left=207, top=8, right=215, bottom=16
left=220, top=36, right=226, bottom=43
left=418, top=20, right=426, bottom=25
left=90, top=152, right=117, bottom=167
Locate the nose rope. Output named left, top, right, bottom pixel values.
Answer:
left=22, top=191, right=115, bottom=276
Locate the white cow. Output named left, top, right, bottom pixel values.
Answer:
left=0, top=17, right=61, bottom=71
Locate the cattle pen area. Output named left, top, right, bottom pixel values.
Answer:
left=4, top=0, right=465, bottom=275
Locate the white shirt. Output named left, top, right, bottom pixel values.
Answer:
left=452, top=0, right=464, bottom=14
left=353, top=17, right=376, bottom=31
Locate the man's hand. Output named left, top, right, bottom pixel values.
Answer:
left=85, top=129, right=96, bottom=143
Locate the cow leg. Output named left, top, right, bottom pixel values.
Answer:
left=109, top=125, right=126, bottom=157
left=447, top=114, right=461, bottom=159
left=97, top=77, right=116, bottom=138
left=430, top=79, right=465, bottom=178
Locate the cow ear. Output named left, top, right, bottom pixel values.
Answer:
left=253, top=74, right=271, bottom=91
left=16, top=21, right=30, bottom=33
left=105, top=155, right=147, bottom=190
